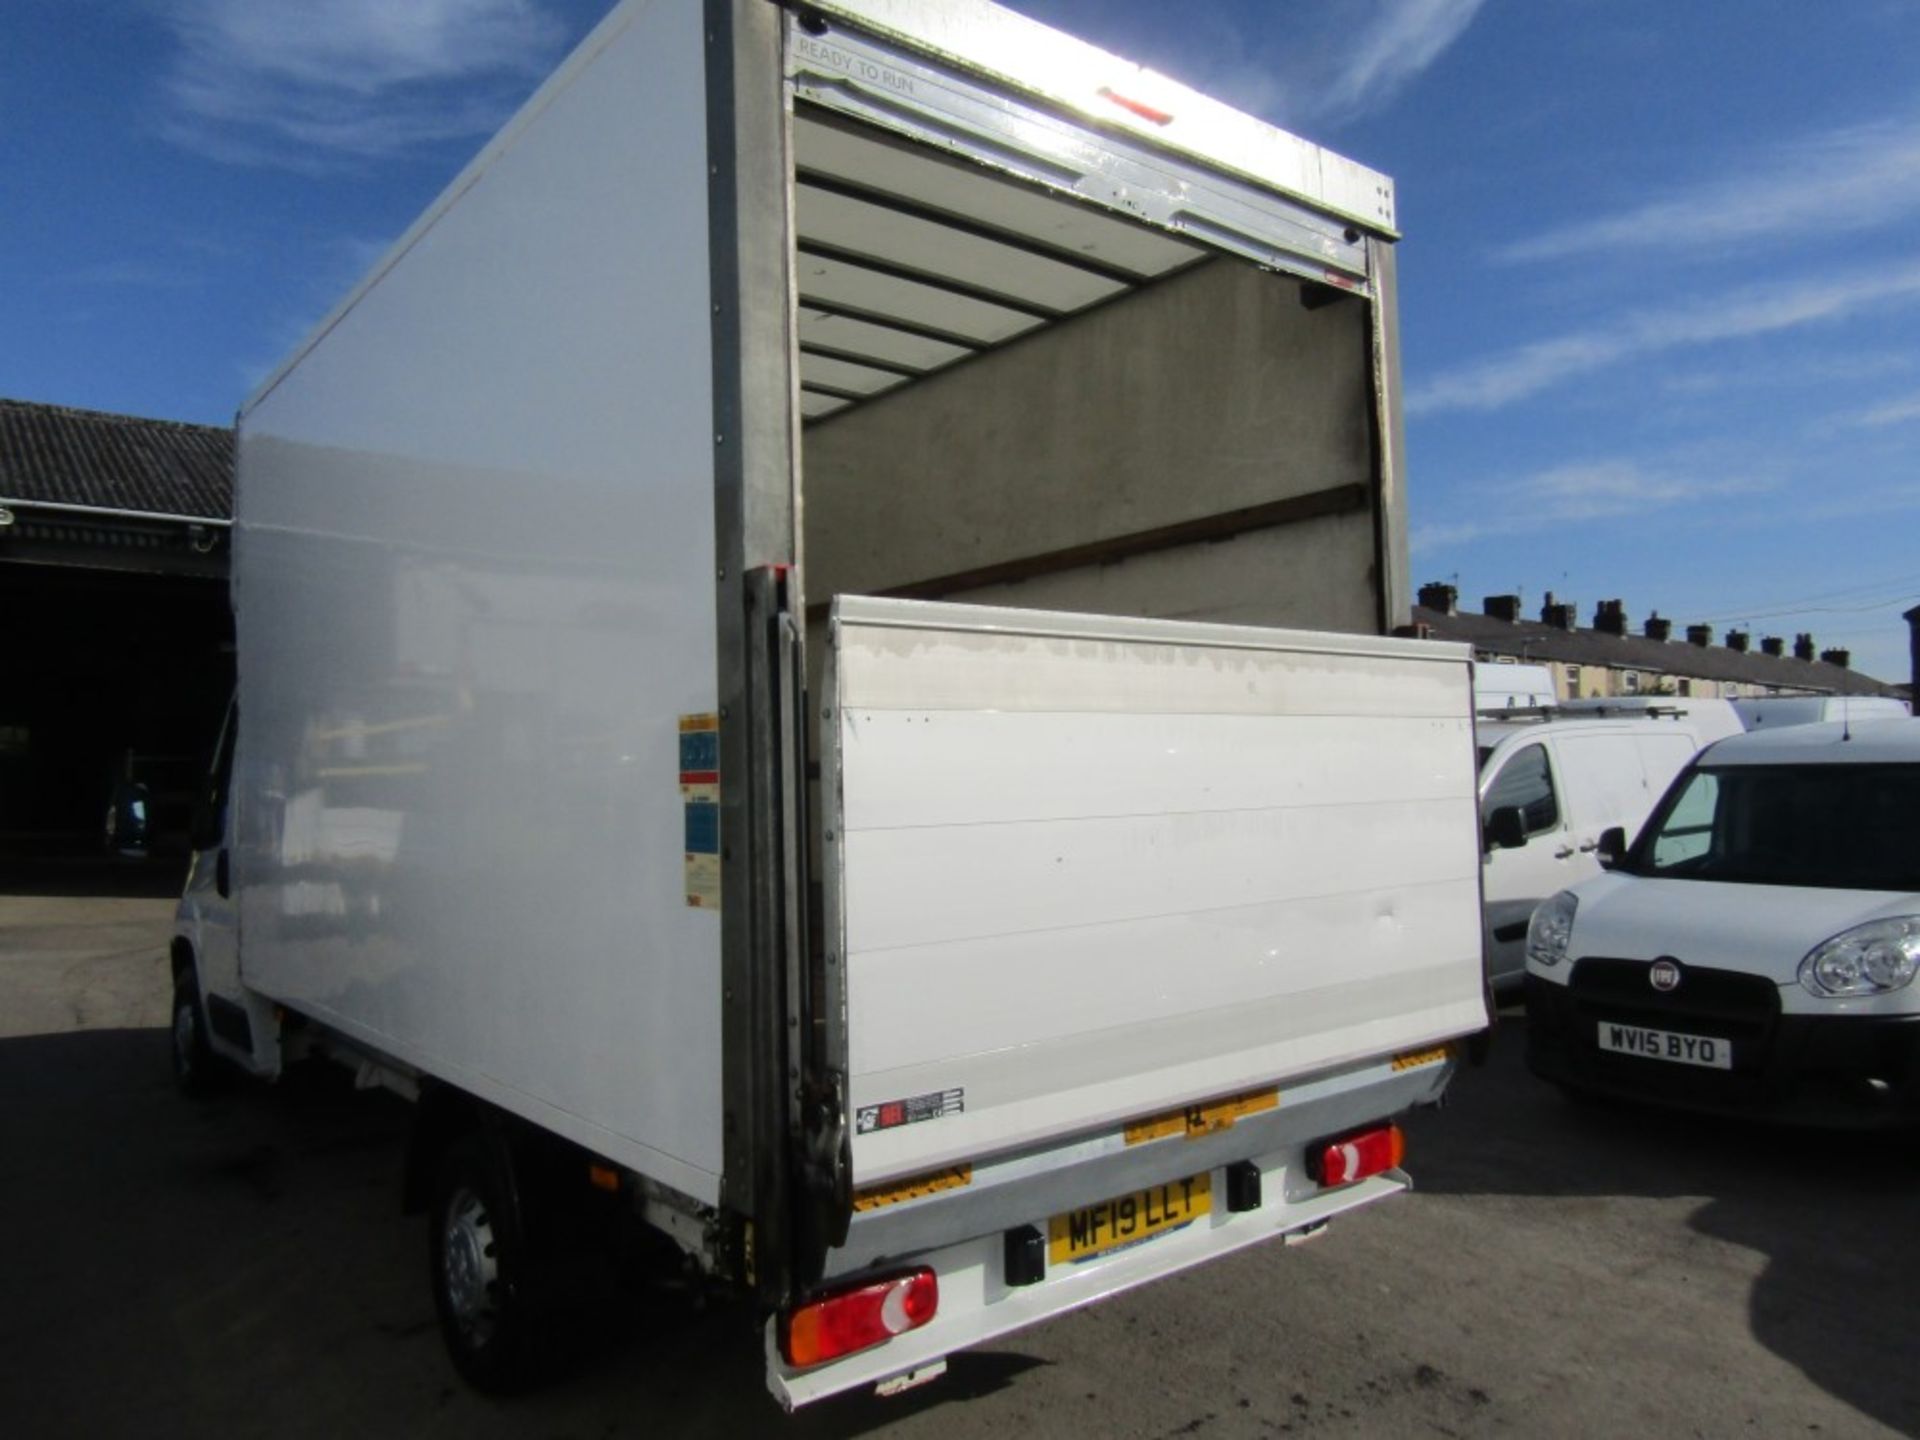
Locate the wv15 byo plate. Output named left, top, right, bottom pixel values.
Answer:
left=1049, top=1172, right=1211, bottom=1265
left=1597, top=1021, right=1732, bottom=1070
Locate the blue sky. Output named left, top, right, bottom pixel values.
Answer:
left=5, top=0, right=1918, bottom=680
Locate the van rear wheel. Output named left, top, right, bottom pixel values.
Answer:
left=430, top=1133, right=542, bottom=1393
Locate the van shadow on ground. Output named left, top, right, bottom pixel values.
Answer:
left=0, top=1025, right=1045, bottom=1438
left=15, top=1010, right=1909, bottom=1435
left=1405, top=1008, right=1920, bottom=1436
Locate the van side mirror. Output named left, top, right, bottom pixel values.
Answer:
left=1596, top=826, right=1627, bottom=869
left=1485, top=806, right=1528, bottom=851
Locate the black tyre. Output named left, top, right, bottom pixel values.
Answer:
left=170, top=968, right=224, bottom=1098
left=429, top=1133, right=542, bottom=1393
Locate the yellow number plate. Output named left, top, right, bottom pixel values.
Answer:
left=1048, top=1172, right=1212, bottom=1265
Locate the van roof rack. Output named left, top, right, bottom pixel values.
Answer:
left=1479, top=703, right=1691, bottom=724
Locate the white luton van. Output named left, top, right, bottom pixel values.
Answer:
left=169, top=0, right=1488, bottom=1407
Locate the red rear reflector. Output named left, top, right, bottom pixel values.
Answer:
left=1311, top=1123, right=1405, bottom=1187
left=780, top=1269, right=939, bottom=1369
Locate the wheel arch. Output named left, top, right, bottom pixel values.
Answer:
left=170, top=936, right=197, bottom=985
left=405, top=1082, right=490, bottom=1215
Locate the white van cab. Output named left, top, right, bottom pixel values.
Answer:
left=1478, top=703, right=1740, bottom=992
left=1524, top=719, right=1920, bottom=1126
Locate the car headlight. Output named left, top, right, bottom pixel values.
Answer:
left=1527, top=890, right=1579, bottom=969
left=1798, top=917, right=1920, bottom=998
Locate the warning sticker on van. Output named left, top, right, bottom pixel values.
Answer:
left=680, top=713, right=720, bottom=909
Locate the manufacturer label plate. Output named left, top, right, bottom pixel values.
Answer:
left=856, top=1087, right=964, bottom=1135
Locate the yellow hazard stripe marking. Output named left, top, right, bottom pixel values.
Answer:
left=1123, top=1086, right=1279, bottom=1146
left=1392, top=1044, right=1452, bottom=1071
left=851, top=1164, right=972, bottom=1212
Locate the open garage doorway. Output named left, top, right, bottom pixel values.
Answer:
left=0, top=399, right=233, bottom=894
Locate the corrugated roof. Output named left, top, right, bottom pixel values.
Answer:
left=0, top=397, right=232, bottom=521
left=1415, top=605, right=1900, bottom=697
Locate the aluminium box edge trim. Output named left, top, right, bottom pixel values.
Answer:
left=831, top=594, right=1471, bottom=666
left=803, top=0, right=1398, bottom=236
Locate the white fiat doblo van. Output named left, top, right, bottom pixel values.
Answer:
left=1478, top=703, right=1739, bottom=991
left=1524, top=719, right=1920, bottom=1126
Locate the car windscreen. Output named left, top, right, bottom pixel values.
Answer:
left=1631, top=762, right=1920, bottom=890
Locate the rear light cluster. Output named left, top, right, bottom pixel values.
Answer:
left=1309, top=1122, right=1404, bottom=1188
left=779, top=1269, right=939, bottom=1369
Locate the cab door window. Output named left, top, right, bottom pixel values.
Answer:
left=1483, top=743, right=1559, bottom=836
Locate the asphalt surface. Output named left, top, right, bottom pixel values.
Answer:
left=2, top=883, right=1916, bottom=1438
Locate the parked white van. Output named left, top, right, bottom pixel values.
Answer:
left=1731, top=695, right=1909, bottom=731
left=1478, top=707, right=1736, bottom=991
left=1473, top=662, right=1556, bottom=714
left=1524, top=719, right=1920, bottom=1126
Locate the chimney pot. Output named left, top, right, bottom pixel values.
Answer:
left=1759, top=636, right=1784, bottom=657
left=1820, top=648, right=1851, bottom=669
left=1417, top=581, right=1458, bottom=616
left=1484, top=594, right=1521, bottom=623
left=1686, top=624, right=1713, bottom=647
left=1794, top=633, right=1816, bottom=662
left=1725, top=630, right=1750, bottom=653
left=1541, top=592, right=1578, bottom=630
left=1594, top=599, right=1628, bottom=636
left=1644, top=612, right=1672, bottom=642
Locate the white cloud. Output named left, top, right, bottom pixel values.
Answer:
left=1318, top=0, right=1486, bottom=122
left=1853, top=390, right=1920, bottom=427
left=1497, top=115, right=1920, bottom=263
left=1412, top=459, right=1774, bottom=552
left=1660, top=350, right=1914, bottom=397
left=157, top=0, right=569, bottom=169
left=1409, top=261, right=1920, bottom=414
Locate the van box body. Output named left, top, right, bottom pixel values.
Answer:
left=173, top=0, right=1488, bottom=1406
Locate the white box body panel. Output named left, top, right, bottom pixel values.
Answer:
left=232, top=0, right=725, bottom=1201
left=827, top=599, right=1486, bottom=1183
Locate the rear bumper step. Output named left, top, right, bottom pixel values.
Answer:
left=768, top=1153, right=1408, bottom=1409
